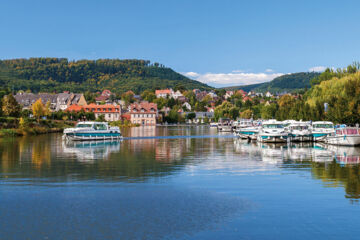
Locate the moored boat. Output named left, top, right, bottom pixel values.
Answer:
left=324, top=127, right=360, bottom=146
left=63, top=121, right=122, bottom=141
left=257, top=120, right=288, bottom=143
left=287, top=121, right=313, bottom=142
left=311, top=121, right=335, bottom=141
left=218, top=118, right=233, bottom=132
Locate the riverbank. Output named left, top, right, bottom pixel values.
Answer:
left=0, top=118, right=75, bottom=138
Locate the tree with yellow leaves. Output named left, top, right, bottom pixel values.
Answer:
left=32, top=98, right=45, bottom=122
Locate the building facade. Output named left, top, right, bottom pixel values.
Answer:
left=129, top=102, right=157, bottom=126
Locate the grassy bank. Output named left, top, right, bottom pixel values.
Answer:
left=0, top=117, right=75, bottom=138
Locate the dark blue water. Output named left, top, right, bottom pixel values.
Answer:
left=1, top=126, right=360, bottom=239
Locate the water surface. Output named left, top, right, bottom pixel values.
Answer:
left=1, top=126, right=360, bottom=239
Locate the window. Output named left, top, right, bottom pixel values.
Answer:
left=94, top=124, right=107, bottom=130
left=97, top=108, right=101, bottom=111
left=108, top=114, right=111, bottom=118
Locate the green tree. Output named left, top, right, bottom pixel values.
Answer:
left=2, top=94, right=21, bottom=117
left=32, top=98, right=45, bottom=122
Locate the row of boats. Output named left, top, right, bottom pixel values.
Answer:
left=216, top=119, right=360, bottom=146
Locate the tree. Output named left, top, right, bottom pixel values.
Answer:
left=32, top=98, right=45, bottom=122
left=44, top=100, right=51, bottom=117
left=186, top=112, right=196, bottom=120
left=214, top=102, right=239, bottom=120
left=2, top=94, right=21, bottom=117
left=141, top=90, right=156, bottom=102
left=240, top=109, right=253, bottom=119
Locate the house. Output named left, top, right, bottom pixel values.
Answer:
left=67, top=104, right=121, bottom=121
left=224, top=91, right=234, bottom=99
left=265, top=91, right=273, bottom=98
left=193, top=89, right=201, bottom=95
left=186, top=111, right=214, bottom=124
left=172, top=90, right=183, bottom=99
left=129, top=102, right=158, bottom=126
left=182, top=102, right=191, bottom=111
left=155, top=89, right=173, bottom=98
left=95, top=89, right=113, bottom=104
left=15, top=92, right=87, bottom=111
left=176, top=95, right=187, bottom=103
left=208, top=91, right=217, bottom=99
left=83, top=104, right=121, bottom=121
left=195, top=91, right=208, bottom=101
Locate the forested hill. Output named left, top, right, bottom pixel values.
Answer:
left=0, top=58, right=212, bottom=94
left=223, top=72, right=320, bottom=93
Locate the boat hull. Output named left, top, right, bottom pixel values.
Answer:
left=64, top=132, right=122, bottom=141
left=257, top=134, right=288, bottom=143
left=325, top=135, right=360, bottom=146
left=289, top=134, right=313, bottom=142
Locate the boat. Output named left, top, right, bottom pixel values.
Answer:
left=234, top=119, right=258, bottom=140
left=63, top=121, right=122, bottom=141
left=324, top=127, right=360, bottom=146
left=235, top=126, right=259, bottom=140
left=217, top=118, right=233, bottom=132
left=209, top=122, right=218, bottom=128
left=311, top=121, right=335, bottom=141
left=257, top=119, right=288, bottom=143
left=287, top=121, right=313, bottom=142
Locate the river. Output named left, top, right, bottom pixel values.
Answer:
left=1, top=126, right=360, bottom=239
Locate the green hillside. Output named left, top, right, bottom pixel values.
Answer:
left=222, top=72, right=320, bottom=93
left=0, top=58, right=212, bottom=94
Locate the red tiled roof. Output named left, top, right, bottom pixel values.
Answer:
left=66, top=104, right=84, bottom=112
left=95, top=95, right=110, bottom=101
left=155, top=89, right=172, bottom=95
left=84, top=104, right=120, bottom=113
left=129, top=102, right=157, bottom=114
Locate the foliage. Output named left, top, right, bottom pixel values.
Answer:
left=32, top=98, right=45, bottom=121
left=214, top=102, right=239, bottom=120
left=0, top=58, right=212, bottom=94
left=222, top=72, right=320, bottom=93
left=240, top=109, right=253, bottom=119
left=2, top=94, right=21, bottom=117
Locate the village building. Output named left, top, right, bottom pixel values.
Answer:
left=224, top=91, right=234, bottom=99
left=15, top=92, right=87, bottom=111
left=155, top=89, right=173, bottom=98
left=95, top=89, right=113, bottom=104
left=182, top=102, right=191, bottom=111
left=129, top=102, right=158, bottom=126
left=67, top=103, right=121, bottom=121
left=172, top=90, right=183, bottom=99
left=265, top=91, right=273, bottom=98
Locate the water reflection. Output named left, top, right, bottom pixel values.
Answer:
left=1, top=127, right=360, bottom=200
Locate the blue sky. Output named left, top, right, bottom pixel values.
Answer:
left=1, top=0, right=360, bottom=87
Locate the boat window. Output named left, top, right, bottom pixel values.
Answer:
left=313, top=124, right=333, bottom=128
left=76, top=124, right=93, bottom=128
left=263, top=124, right=283, bottom=129
left=94, top=124, right=107, bottom=130
left=291, top=126, right=308, bottom=130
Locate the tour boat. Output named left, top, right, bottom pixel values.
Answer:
left=217, top=118, right=233, bottom=132
left=257, top=120, right=288, bottom=143
left=324, top=127, right=360, bottom=146
left=63, top=121, right=122, bottom=141
left=311, top=121, right=335, bottom=141
left=287, top=121, right=313, bottom=142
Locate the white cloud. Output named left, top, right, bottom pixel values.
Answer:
left=183, top=71, right=200, bottom=78
left=265, top=68, right=274, bottom=73
left=182, top=71, right=284, bottom=87
left=309, top=66, right=327, bottom=72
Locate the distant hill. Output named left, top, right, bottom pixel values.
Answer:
left=222, top=72, right=320, bottom=93
left=0, top=58, right=212, bottom=94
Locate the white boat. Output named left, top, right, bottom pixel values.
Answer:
left=209, top=122, right=218, bottom=128
left=217, top=118, right=233, bottom=132
left=236, top=126, right=259, bottom=140
left=257, top=120, right=288, bottom=143
left=324, top=127, right=360, bottom=146
left=311, top=121, right=335, bottom=141
left=287, top=121, right=313, bottom=142
left=63, top=121, right=122, bottom=141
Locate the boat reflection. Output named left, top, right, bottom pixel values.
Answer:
left=321, top=144, right=360, bottom=165
left=62, top=140, right=121, bottom=162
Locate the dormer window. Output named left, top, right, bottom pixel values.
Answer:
left=141, top=108, right=145, bottom=112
